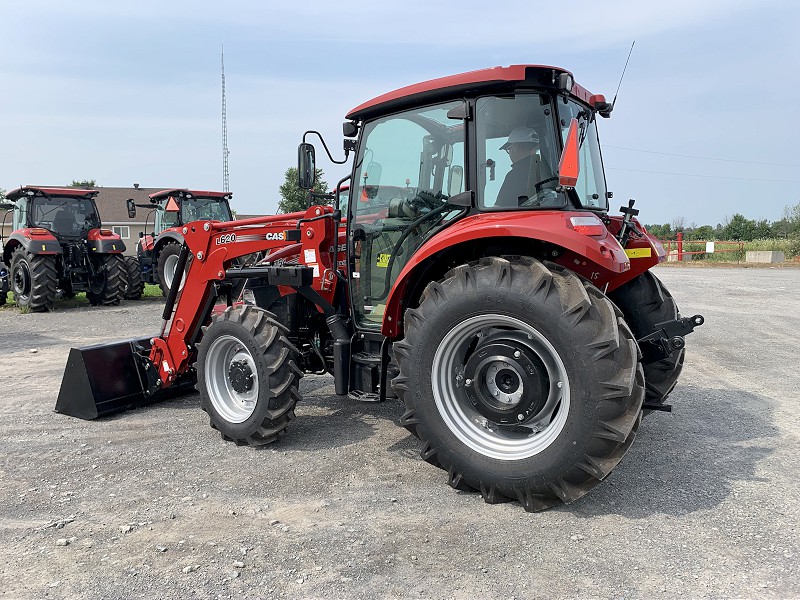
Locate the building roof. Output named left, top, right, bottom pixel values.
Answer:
left=91, top=187, right=166, bottom=224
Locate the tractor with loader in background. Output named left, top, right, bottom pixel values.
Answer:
left=58, top=64, right=703, bottom=511
left=124, top=188, right=235, bottom=298
left=2, top=187, right=128, bottom=310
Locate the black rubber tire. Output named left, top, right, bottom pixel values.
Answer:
left=392, top=256, right=644, bottom=512
left=87, top=254, right=127, bottom=306
left=0, top=261, right=9, bottom=305
left=197, top=305, right=303, bottom=446
left=609, top=271, right=684, bottom=407
left=10, top=248, right=57, bottom=311
left=157, top=242, right=186, bottom=298
left=122, top=256, right=146, bottom=300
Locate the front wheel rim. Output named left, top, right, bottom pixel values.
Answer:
left=205, top=334, right=259, bottom=423
left=432, top=314, right=570, bottom=461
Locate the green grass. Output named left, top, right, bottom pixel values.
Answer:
left=1, top=283, right=164, bottom=311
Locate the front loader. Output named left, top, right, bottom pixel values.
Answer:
left=57, top=64, right=703, bottom=511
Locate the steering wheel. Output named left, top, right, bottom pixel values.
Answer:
left=533, top=176, right=559, bottom=192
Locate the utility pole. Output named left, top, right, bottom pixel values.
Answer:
left=221, top=46, right=230, bottom=192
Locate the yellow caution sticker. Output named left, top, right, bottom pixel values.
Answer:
left=376, top=253, right=390, bottom=268
left=625, top=247, right=652, bottom=259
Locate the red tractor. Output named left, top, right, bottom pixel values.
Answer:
left=2, top=187, right=127, bottom=310
left=59, top=65, right=703, bottom=511
left=124, top=188, right=235, bottom=297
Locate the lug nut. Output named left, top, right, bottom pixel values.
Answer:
left=514, top=350, right=521, bottom=358
left=465, top=379, right=472, bottom=387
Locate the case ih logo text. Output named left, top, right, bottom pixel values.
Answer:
left=266, top=232, right=286, bottom=241
left=216, top=233, right=236, bottom=245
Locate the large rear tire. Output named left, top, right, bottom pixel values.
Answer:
left=122, top=256, right=145, bottom=300
left=393, top=257, right=644, bottom=512
left=609, top=271, right=684, bottom=408
left=197, top=305, right=303, bottom=446
left=87, top=254, right=127, bottom=306
left=10, top=248, right=57, bottom=311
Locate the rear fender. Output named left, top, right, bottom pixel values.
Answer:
left=3, top=231, right=61, bottom=264
left=604, top=216, right=664, bottom=291
left=85, top=229, right=126, bottom=254
left=380, top=211, right=630, bottom=337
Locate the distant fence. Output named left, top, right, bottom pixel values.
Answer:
left=662, top=233, right=745, bottom=261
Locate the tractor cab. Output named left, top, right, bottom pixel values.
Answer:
left=149, top=189, right=233, bottom=235
left=10, top=187, right=103, bottom=241
left=336, top=65, right=612, bottom=330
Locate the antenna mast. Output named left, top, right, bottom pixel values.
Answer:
left=221, top=46, right=230, bottom=192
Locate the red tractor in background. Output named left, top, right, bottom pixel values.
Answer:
left=59, top=64, right=703, bottom=512
left=2, top=187, right=127, bottom=310
left=124, top=189, right=234, bottom=297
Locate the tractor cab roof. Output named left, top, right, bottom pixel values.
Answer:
left=6, top=186, right=99, bottom=202
left=346, top=64, right=599, bottom=122
left=149, top=189, right=232, bottom=204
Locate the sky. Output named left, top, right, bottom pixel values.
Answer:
left=1, top=0, right=798, bottom=227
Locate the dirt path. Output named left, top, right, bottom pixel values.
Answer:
left=0, top=267, right=798, bottom=599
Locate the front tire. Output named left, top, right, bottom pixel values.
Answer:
left=197, top=305, right=303, bottom=446
left=609, top=271, right=684, bottom=407
left=393, top=257, right=644, bottom=512
left=10, top=248, right=57, bottom=311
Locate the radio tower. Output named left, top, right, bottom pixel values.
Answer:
left=221, top=46, right=230, bottom=192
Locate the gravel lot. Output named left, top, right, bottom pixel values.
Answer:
left=0, top=265, right=798, bottom=599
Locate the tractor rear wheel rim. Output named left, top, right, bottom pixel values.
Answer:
left=205, top=334, right=259, bottom=423
left=432, top=314, right=570, bottom=460
left=12, top=261, right=31, bottom=297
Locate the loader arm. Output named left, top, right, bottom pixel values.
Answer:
left=146, top=206, right=340, bottom=392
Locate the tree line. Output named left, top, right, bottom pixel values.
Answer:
left=645, top=201, right=800, bottom=241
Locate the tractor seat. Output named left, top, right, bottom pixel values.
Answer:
left=52, top=210, right=76, bottom=234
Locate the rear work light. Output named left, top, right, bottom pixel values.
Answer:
left=99, top=229, right=113, bottom=235
left=29, top=228, right=50, bottom=235
left=569, top=215, right=607, bottom=238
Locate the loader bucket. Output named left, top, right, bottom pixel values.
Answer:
left=55, top=336, right=197, bottom=419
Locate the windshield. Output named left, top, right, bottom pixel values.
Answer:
left=31, top=196, right=100, bottom=236
left=557, top=99, right=608, bottom=210
left=181, top=196, right=232, bottom=222
left=476, top=94, right=564, bottom=210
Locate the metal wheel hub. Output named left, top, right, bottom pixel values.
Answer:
left=205, top=335, right=259, bottom=423
left=432, top=314, right=570, bottom=461
left=228, top=359, right=254, bottom=394
left=463, top=337, right=549, bottom=424
left=13, top=264, right=30, bottom=296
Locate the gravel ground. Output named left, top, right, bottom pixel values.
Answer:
left=0, top=266, right=798, bottom=599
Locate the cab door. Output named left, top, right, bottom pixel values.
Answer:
left=349, top=101, right=467, bottom=330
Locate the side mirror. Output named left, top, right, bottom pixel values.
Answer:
left=343, top=121, right=358, bottom=137
left=297, top=143, right=316, bottom=190
left=447, top=165, right=464, bottom=197
left=558, top=118, right=580, bottom=188
left=364, top=162, right=382, bottom=186
left=126, top=199, right=136, bottom=219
